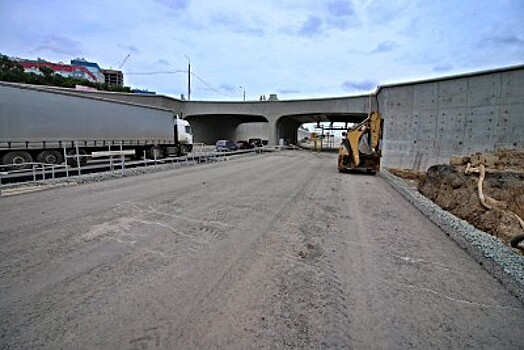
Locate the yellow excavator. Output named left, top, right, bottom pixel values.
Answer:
left=338, top=111, right=383, bottom=174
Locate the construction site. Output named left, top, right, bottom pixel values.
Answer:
left=1, top=65, right=523, bottom=349
left=390, top=149, right=524, bottom=252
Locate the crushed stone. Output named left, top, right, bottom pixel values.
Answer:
left=380, top=168, right=524, bottom=302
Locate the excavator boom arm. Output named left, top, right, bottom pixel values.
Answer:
left=338, top=111, right=383, bottom=172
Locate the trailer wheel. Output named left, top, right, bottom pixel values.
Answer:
left=67, top=149, right=88, bottom=166
left=1, top=151, right=33, bottom=169
left=36, top=150, right=63, bottom=165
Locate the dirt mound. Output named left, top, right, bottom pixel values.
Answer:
left=390, top=149, right=524, bottom=252
left=493, top=149, right=524, bottom=171
left=419, top=164, right=524, bottom=243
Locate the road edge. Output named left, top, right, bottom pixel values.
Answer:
left=379, top=168, right=524, bottom=303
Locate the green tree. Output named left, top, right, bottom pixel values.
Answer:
left=38, top=66, right=55, bottom=77
left=0, top=54, right=25, bottom=82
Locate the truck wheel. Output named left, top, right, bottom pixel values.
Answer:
left=1, top=151, right=33, bottom=169
left=67, top=149, right=87, bottom=166
left=148, top=146, right=164, bottom=159
left=36, top=150, right=63, bottom=165
left=171, top=146, right=180, bottom=157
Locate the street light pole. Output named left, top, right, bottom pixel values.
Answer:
left=239, top=86, right=245, bottom=101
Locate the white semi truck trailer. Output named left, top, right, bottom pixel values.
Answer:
left=0, top=82, right=193, bottom=167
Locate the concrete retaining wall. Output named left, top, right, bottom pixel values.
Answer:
left=378, top=66, right=524, bottom=170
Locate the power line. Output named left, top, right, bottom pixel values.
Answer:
left=126, top=70, right=187, bottom=75
left=190, top=72, right=237, bottom=97
left=125, top=70, right=237, bottom=98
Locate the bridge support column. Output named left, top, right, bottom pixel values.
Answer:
left=268, top=120, right=278, bottom=146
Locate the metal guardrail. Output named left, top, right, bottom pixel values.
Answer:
left=0, top=161, right=68, bottom=180
left=0, top=161, right=68, bottom=196
left=0, top=143, right=287, bottom=196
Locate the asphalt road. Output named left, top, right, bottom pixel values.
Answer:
left=1, top=151, right=522, bottom=349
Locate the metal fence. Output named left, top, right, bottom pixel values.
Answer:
left=0, top=142, right=287, bottom=196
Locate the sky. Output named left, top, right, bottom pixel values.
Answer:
left=1, top=0, right=523, bottom=101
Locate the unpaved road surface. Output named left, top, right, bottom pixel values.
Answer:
left=1, top=151, right=523, bottom=349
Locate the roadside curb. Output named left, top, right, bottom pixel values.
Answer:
left=379, top=168, right=524, bottom=302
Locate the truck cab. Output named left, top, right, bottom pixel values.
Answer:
left=175, top=117, right=193, bottom=154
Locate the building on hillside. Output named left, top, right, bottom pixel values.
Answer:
left=16, top=57, right=124, bottom=86
left=70, top=58, right=105, bottom=82
left=17, top=59, right=99, bottom=82
left=102, top=69, right=124, bottom=86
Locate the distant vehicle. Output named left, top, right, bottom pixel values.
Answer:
left=215, top=140, right=238, bottom=152
left=248, top=138, right=263, bottom=147
left=236, top=140, right=254, bottom=149
left=262, top=140, right=269, bottom=146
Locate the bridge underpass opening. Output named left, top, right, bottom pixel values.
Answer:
left=184, top=114, right=268, bottom=145
left=276, top=112, right=368, bottom=145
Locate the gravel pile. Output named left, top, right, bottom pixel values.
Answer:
left=380, top=168, right=524, bottom=302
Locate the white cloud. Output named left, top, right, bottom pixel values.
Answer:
left=0, top=0, right=522, bottom=100
left=34, top=35, right=84, bottom=57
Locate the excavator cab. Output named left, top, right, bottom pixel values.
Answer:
left=338, top=111, right=383, bottom=174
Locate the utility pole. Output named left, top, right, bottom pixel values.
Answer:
left=185, top=55, right=191, bottom=101
left=187, top=60, right=191, bottom=101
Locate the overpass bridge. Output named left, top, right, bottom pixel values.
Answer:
left=181, top=95, right=372, bottom=146
left=35, top=64, right=524, bottom=170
